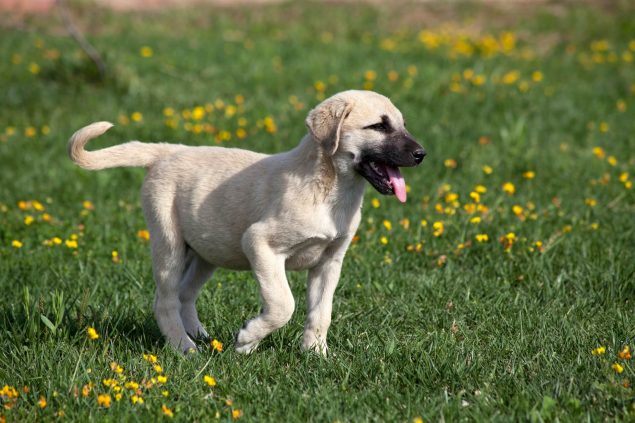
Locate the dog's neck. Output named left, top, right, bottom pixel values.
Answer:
left=287, top=135, right=366, bottom=207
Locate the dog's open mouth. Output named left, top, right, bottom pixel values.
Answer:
left=357, top=160, right=407, bottom=203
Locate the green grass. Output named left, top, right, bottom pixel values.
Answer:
left=1, top=1, right=634, bottom=421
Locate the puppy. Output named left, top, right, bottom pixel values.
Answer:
left=68, top=90, right=425, bottom=354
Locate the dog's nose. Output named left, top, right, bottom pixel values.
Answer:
left=413, top=149, right=426, bottom=164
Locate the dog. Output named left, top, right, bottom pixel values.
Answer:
left=68, top=90, right=425, bottom=354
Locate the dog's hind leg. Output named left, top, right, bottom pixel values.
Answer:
left=143, top=194, right=196, bottom=353
left=179, top=252, right=215, bottom=339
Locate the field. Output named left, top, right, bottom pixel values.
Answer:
left=1, top=1, right=634, bottom=421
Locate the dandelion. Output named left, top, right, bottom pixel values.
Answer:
left=371, top=198, right=380, bottom=208
left=25, top=127, right=37, bottom=137
left=444, top=159, right=458, bottom=169
left=140, top=46, right=154, bottom=58
left=592, top=147, right=606, bottom=159
left=38, top=396, right=47, bottom=408
left=87, top=326, right=99, bottom=340
left=475, top=234, right=489, bottom=243
left=110, top=362, right=124, bottom=374
left=599, top=122, right=609, bottom=133
left=379, top=236, right=388, bottom=245
left=153, top=364, right=163, bottom=373
left=82, top=383, right=94, bottom=397
left=500, top=232, right=516, bottom=251
left=28, top=63, right=40, bottom=74
left=512, top=205, right=524, bottom=216
left=65, top=239, right=78, bottom=249
left=470, top=216, right=481, bottom=224
left=97, top=394, right=111, bottom=408
left=131, top=395, right=144, bottom=405
left=585, top=198, right=597, bottom=207
left=161, top=404, right=174, bottom=417
left=131, top=112, right=143, bottom=122
left=531, top=71, right=543, bottom=82
left=618, top=346, right=632, bottom=360
left=482, top=165, right=493, bottom=175
left=502, top=182, right=515, bottom=195
left=143, top=353, right=158, bottom=363
left=12, top=240, right=23, bottom=249
left=383, top=220, right=392, bottom=231
left=203, top=375, right=217, bottom=387
left=469, top=192, right=480, bottom=203
left=232, top=409, right=243, bottom=420
left=162, top=390, right=169, bottom=397
left=413, top=418, right=424, bottom=423
left=590, top=223, right=599, bottom=230
left=432, top=221, right=444, bottom=237
left=157, top=375, right=167, bottom=384
left=211, top=339, right=223, bottom=352
left=522, top=171, right=535, bottom=179
left=612, top=363, right=624, bottom=374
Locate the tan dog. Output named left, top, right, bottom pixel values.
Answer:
left=68, top=90, right=425, bottom=354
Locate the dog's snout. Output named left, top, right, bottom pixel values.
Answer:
left=413, top=148, right=426, bottom=164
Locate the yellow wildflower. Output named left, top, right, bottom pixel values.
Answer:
left=140, top=46, right=153, bottom=58
left=502, top=182, right=515, bottom=195
left=232, top=409, right=243, bottom=420
left=512, top=205, right=524, bottom=216
left=38, top=396, right=47, bottom=408
left=124, top=381, right=139, bottom=390
left=475, top=234, right=489, bottom=243
left=592, top=147, right=605, bottom=159
left=110, top=362, right=124, bottom=374
left=157, top=375, right=167, bottom=384
left=203, top=375, right=217, bottom=387
left=474, top=185, right=487, bottom=194
left=97, top=394, right=111, bottom=408
left=115, top=393, right=122, bottom=401
left=470, top=216, right=481, bottom=224
left=161, top=404, right=174, bottom=417
left=585, top=198, right=597, bottom=207
left=65, top=239, right=78, bottom=249
left=618, top=345, right=632, bottom=360
left=371, top=198, right=381, bottom=208
left=211, top=339, right=223, bottom=352
left=87, top=327, right=99, bottom=340
left=413, top=417, right=424, bottom=423
left=143, top=353, right=158, bottom=363
left=432, top=221, right=444, bottom=237
left=12, top=240, right=23, bottom=249
left=531, top=71, right=543, bottom=82
left=153, top=364, right=163, bottom=373
left=482, top=165, right=493, bottom=175
left=612, top=363, right=624, bottom=374
left=383, top=220, right=392, bottom=231
left=131, top=395, right=144, bottom=405
left=131, top=112, right=143, bottom=122
left=379, top=236, right=388, bottom=245
left=444, top=159, right=457, bottom=169
left=522, top=171, right=535, bottom=179
left=469, top=192, right=480, bottom=203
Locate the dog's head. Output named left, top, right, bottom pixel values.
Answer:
left=305, top=90, right=425, bottom=202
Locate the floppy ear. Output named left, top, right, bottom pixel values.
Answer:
left=305, top=99, right=353, bottom=155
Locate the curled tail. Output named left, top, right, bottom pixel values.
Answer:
left=68, top=121, right=184, bottom=170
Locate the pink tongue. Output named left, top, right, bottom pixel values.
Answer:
left=385, top=165, right=407, bottom=203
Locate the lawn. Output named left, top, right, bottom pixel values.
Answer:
left=1, top=1, right=634, bottom=421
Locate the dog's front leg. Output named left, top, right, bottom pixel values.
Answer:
left=302, top=238, right=350, bottom=356
left=236, top=228, right=295, bottom=354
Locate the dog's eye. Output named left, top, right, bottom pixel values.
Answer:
left=364, top=122, right=391, bottom=133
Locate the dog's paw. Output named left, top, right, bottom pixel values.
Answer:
left=301, top=338, right=329, bottom=357
left=234, top=329, right=260, bottom=354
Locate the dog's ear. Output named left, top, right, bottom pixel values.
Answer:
left=305, top=99, right=353, bottom=155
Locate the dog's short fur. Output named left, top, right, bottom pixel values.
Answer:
left=68, top=90, right=425, bottom=354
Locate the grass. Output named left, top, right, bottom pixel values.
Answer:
left=1, top=1, right=634, bottom=421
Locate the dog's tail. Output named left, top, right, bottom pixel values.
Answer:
left=68, top=121, right=184, bottom=170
